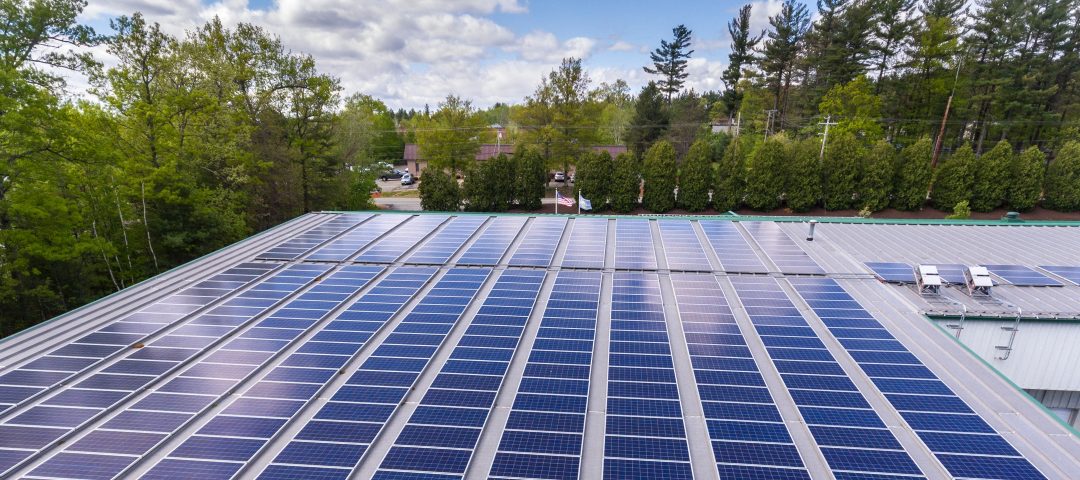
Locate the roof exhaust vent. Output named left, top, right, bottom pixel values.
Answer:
left=915, top=265, right=942, bottom=295
left=964, top=266, right=993, bottom=297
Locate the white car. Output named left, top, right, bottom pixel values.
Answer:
left=401, top=173, right=415, bottom=185
left=553, top=171, right=566, bottom=182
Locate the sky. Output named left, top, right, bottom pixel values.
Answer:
left=76, top=0, right=788, bottom=110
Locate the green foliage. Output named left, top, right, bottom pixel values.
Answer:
left=818, top=76, right=883, bottom=140
left=1044, top=141, right=1080, bottom=211
left=971, top=140, right=1012, bottom=212
left=932, top=143, right=975, bottom=211
left=714, top=136, right=750, bottom=211
left=821, top=132, right=862, bottom=210
left=893, top=137, right=933, bottom=210
left=462, top=154, right=515, bottom=212
left=642, top=141, right=678, bottom=212
left=722, top=4, right=764, bottom=113
left=786, top=138, right=822, bottom=212
left=744, top=135, right=789, bottom=211
left=644, top=24, right=694, bottom=102
left=1009, top=146, right=1045, bottom=211
left=945, top=200, right=971, bottom=219
left=513, top=147, right=547, bottom=210
left=418, top=169, right=461, bottom=212
left=514, top=58, right=604, bottom=174
left=610, top=153, right=641, bottom=213
left=860, top=140, right=896, bottom=211
left=627, top=81, right=669, bottom=157
left=415, top=95, right=485, bottom=176
left=575, top=150, right=612, bottom=210
left=678, top=140, right=713, bottom=211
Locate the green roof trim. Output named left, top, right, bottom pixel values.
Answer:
left=330, top=209, right=1080, bottom=227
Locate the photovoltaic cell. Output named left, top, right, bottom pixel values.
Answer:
left=658, top=220, right=711, bottom=271
left=456, top=217, right=528, bottom=265
left=613, top=219, right=657, bottom=270
left=257, top=215, right=371, bottom=260
left=698, top=220, right=768, bottom=273
left=507, top=217, right=567, bottom=267
left=741, top=222, right=824, bottom=274
left=305, top=215, right=412, bottom=262
left=561, top=217, right=608, bottom=269
left=864, top=262, right=916, bottom=283
left=1039, top=265, right=1080, bottom=286
left=982, top=264, right=1063, bottom=287
left=354, top=216, right=450, bottom=263
left=403, top=216, right=488, bottom=264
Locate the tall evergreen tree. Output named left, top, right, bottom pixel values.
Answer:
left=678, top=140, right=713, bottom=211
left=861, top=140, right=897, bottom=211
left=869, top=0, right=917, bottom=89
left=1044, top=141, right=1080, bottom=211
left=1009, top=146, right=1045, bottom=211
left=761, top=0, right=810, bottom=127
left=971, top=139, right=1012, bottom=211
left=722, top=4, right=764, bottom=114
left=514, top=147, right=547, bottom=210
left=626, top=81, right=669, bottom=157
left=714, top=137, right=750, bottom=211
left=786, top=138, right=823, bottom=212
left=744, top=135, right=789, bottom=210
left=644, top=25, right=694, bottom=103
left=931, top=143, right=975, bottom=211
left=643, top=141, right=678, bottom=212
left=610, top=152, right=642, bottom=213
left=575, top=150, right=613, bottom=210
left=893, top=137, right=934, bottom=210
left=821, top=132, right=862, bottom=210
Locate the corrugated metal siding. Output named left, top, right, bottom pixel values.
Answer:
left=931, top=319, right=1080, bottom=391
left=1028, top=389, right=1080, bottom=409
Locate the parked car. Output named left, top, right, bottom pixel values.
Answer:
left=380, top=169, right=405, bottom=181
left=553, top=171, right=566, bottom=182
left=401, top=173, right=415, bottom=185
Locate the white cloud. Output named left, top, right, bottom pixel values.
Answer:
left=509, top=31, right=597, bottom=63
left=608, top=40, right=636, bottom=52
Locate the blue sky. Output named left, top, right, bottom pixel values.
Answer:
left=77, top=0, right=786, bottom=109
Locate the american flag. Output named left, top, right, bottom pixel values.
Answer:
left=556, top=190, right=575, bottom=207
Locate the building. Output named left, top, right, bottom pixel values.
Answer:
left=403, top=144, right=627, bottom=177
left=0, top=212, right=1079, bottom=479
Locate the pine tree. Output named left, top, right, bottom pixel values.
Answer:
left=610, top=152, right=641, bottom=213
left=644, top=25, right=694, bottom=103
left=1008, top=146, right=1045, bottom=211
left=786, top=138, right=822, bottom=212
left=714, top=137, right=749, bottom=211
left=971, top=140, right=1012, bottom=211
left=626, top=82, right=669, bottom=157
left=822, top=132, right=862, bottom=210
left=860, top=140, right=896, bottom=211
left=893, top=137, right=933, bottom=210
left=514, top=147, right=547, bottom=210
left=722, top=4, right=764, bottom=113
left=575, top=150, right=612, bottom=210
left=679, top=140, right=713, bottom=212
left=643, top=141, right=678, bottom=212
left=1044, top=141, right=1080, bottom=211
left=761, top=0, right=810, bottom=125
left=418, top=169, right=461, bottom=211
left=931, top=143, right=975, bottom=211
left=869, top=0, right=917, bottom=88
left=745, top=135, right=789, bottom=210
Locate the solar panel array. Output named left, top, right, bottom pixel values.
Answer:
left=0, top=212, right=1069, bottom=480
left=982, top=265, right=1063, bottom=287
left=865, top=262, right=916, bottom=283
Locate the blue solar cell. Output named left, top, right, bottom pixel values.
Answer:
left=259, top=465, right=350, bottom=480
left=143, top=458, right=244, bottom=479
left=275, top=441, right=366, bottom=467
left=789, top=389, right=871, bottom=408
left=500, top=430, right=581, bottom=455
left=898, top=412, right=995, bottom=433
left=28, top=452, right=136, bottom=480
left=884, top=394, right=973, bottom=413
left=871, top=378, right=954, bottom=396
left=198, top=416, right=285, bottom=438
left=441, top=360, right=509, bottom=376
left=799, top=407, right=886, bottom=428
left=518, top=377, right=589, bottom=396
left=607, top=397, right=683, bottom=418
left=603, top=458, right=693, bottom=480
left=513, top=393, right=586, bottom=413
left=0, top=425, right=67, bottom=449
left=698, top=385, right=774, bottom=403
left=297, top=420, right=380, bottom=443
left=11, top=406, right=98, bottom=428
left=706, top=419, right=793, bottom=443
left=701, top=401, right=783, bottom=422
left=172, top=435, right=266, bottom=462
left=983, top=264, right=1062, bottom=286
left=712, top=440, right=804, bottom=467
left=820, top=448, right=922, bottom=475
left=380, top=446, right=472, bottom=473
left=715, top=464, right=812, bottom=480
left=333, top=386, right=407, bottom=404
left=409, top=406, right=490, bottom=428
left=604, top=436, right=689, bottom=462
left=782, top=374, right=858, bottom=391
left=937, top=454, right=1045, bottom=479
left=919, top=431, right=1020, bottom=455
left=102, top=410, right=189, bottom=432
left=490, top=452, right=579, bottom=480
left=809, top=426, right=902, bottom=450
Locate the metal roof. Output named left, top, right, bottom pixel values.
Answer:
left=1, top=211, right=1078, bottom=480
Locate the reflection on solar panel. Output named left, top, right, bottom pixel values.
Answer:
left=1039, top=266, right=1080, bottom=286
left=657, top=220, right=711, bottom=271
left=731, top=276, right=923, bottom=477
left=932, top=264, right=971, bottom=284
left=614, top=219, right=657, bottom=270
left=865, top=262, right=916, bottom=283
left=982, top=264, right=1063, bottom=287
left=561, top=218, right=608, bottom=269
left=742, top=222, right=825, bottom=274
left=698, top=220, right=768, bottom=273
left=788, top=278, right=1046, bottom=479
left=1, top=212, right=1070, bottom=480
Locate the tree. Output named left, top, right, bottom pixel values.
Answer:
left=822, top=132, right=862, bottom=210
left=893, top=137, right=934, bottom=210
left=415, top=95, right=485, bottom=177
left=575, top=150, right=612, bottom=210
left=721, top=4, right=764, bottom=113
left=971, top=140, right=1012, bottom=212
left=418, top=168, right=460, bottom=211
left=761, top=0, right=810, bottom=126
left=515, top=58, right=603, bottom=175
left=644, top=24, right=694, bottom=103
left=869, top=0, right=917, bottom=88
left=514, top=147, right=547, bottom=210
left=610, top=152, right=641, bottom=213
left=714, top=136, right=749, bottom=211
left=1009, top=146, right=1045, bottom=211
left=1044, top=141, right=1080, bottom=211
left=642, top=141, right=677, bottom=212
left=932, top=143, right=975, bottom=211
left=786, top=138, right=823, bottom=212
left=744, top=135, right=789, bottom=210
left=861, top=140, right=896, bottom=211
left=819, top=76, right=884, bottom=140
left=665, top=91, right=709, bottom=160
left=626, top=81, right=668, bottom=157
left=679, top=140, right=713, bottom=211
left=462, top=154, right=515, bottom=212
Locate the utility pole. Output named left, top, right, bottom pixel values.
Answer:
left=818, top=115, right=838, bottom=161
left=764, top=109, right=778, bottom=141
left=734, top=111, right=741, bottom=140
left=932, top=51, right=966, bottom=169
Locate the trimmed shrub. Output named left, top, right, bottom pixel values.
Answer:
left=610, top=152, right=641, bottom=213
left=786, top=138, right=822, bottom=212
left=642, top=140, right=677, bottom=212
left=513, top=147, right=546, bottom=210
left=860, top=140, right=895, bottom=212
left=971, top=140, right=1012, bottom=212
left=418, top=168, right=460, bottom=211
left=575, top=150, right=612, bottom=210
left=744, top=135, right=788, bottom=211
left=1009, top=146, right=1045, bottom=211
left=822, top=132, right=861, bottom=210
left=931, top=143, right=974, bottom=211
left=713, top=136, right=749, bottom=211
left=1044, top=140, right=1080, bottom=211
left=678, top=140, right=713, bottom=212
left=892, top=137, right=933, bottom=210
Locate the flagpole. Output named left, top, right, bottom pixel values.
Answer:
left=577, top=191, right=581, bottom=215
left=555, top=189, right=558, bottom=215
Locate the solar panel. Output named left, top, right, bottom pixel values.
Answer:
left=982, top=264, right=1063, bottom=287
left=864, top=262, right=916, bottom=283
left=931, top=264, right=971, bottom=285
left=741, top=222, right=825, bottom=274
left=0, top=212, right=1067, bottom=479
left=1039, top=265, right=1080, bottom=286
